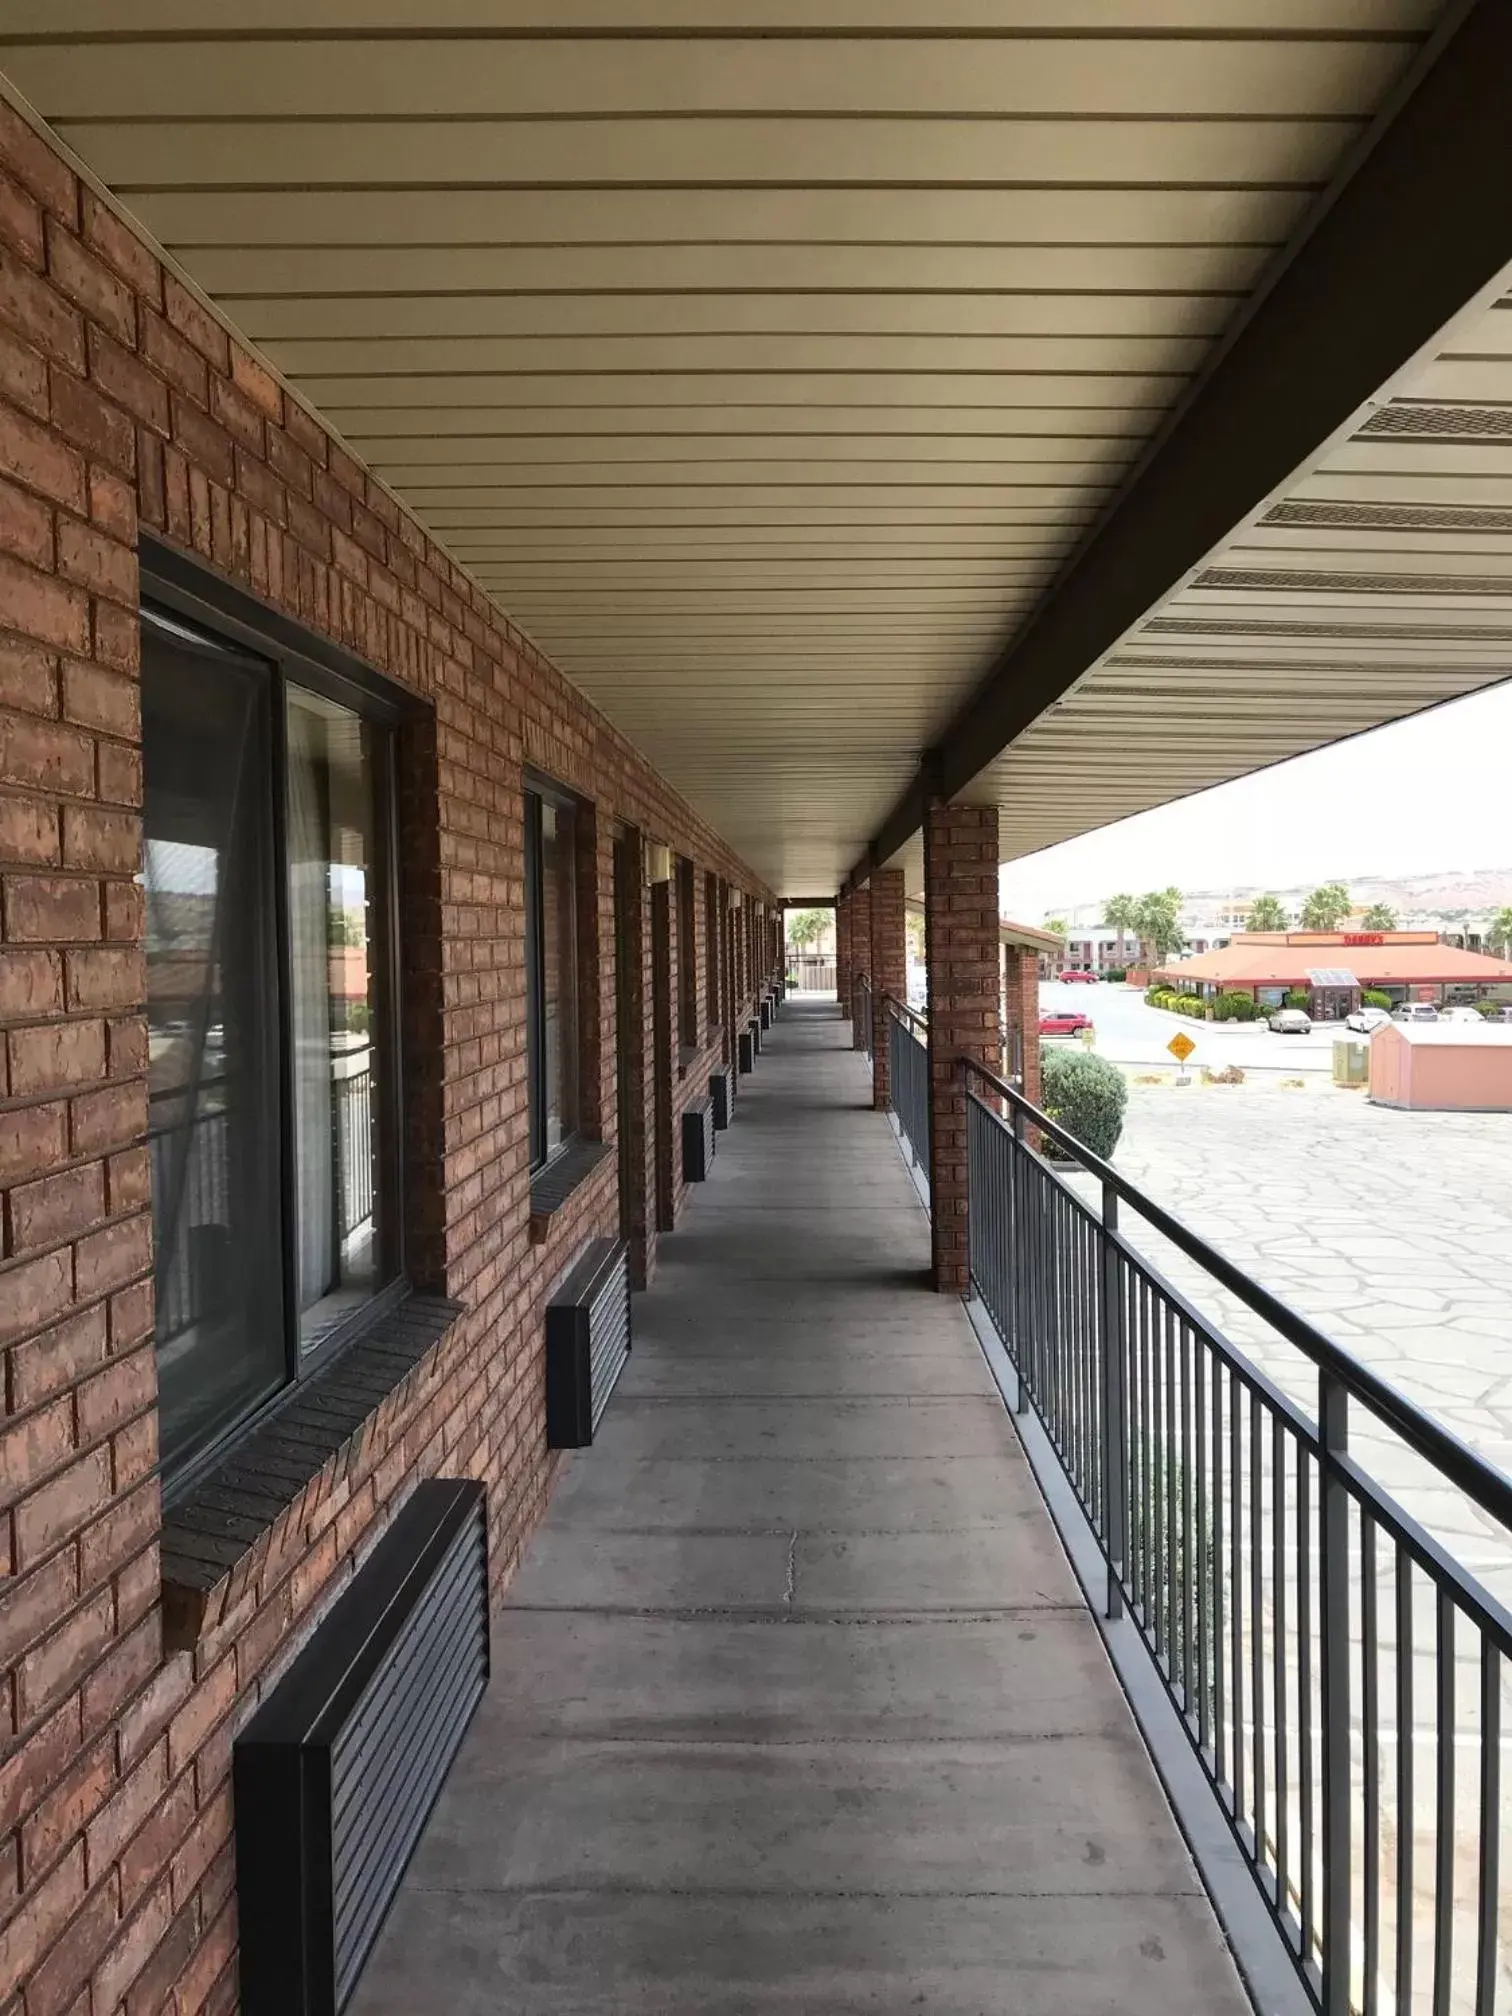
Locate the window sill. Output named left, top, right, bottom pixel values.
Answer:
left=159, top=1292, right=464, bottom=1650
left=676, top=1042, right=701, bottom=1080
left=528, top=1138, right=612, bottom=1244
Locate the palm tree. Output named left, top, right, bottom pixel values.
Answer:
left=1103, top=892, right=1137, bottom=966
left=1300, top=883, right=1351, bottom=932
left=1361, top=902, right=1397, bottom=931
left=1488, top=907, right=1512, bottom=956
left=1245, top=894, right=1288, bottom=933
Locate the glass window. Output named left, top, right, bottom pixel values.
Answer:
left=704, top=871, right=720, bottom=1023
left=285, top=687, right=391, bottom=1351
left=526, top=787, right=580, bottom=1166
left=676, top=856, right=697, bottom=1047
left=142, top=604, right=401, bottom=1487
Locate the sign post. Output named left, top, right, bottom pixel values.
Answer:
left=1167, top=1029, right=1196, bottom=1085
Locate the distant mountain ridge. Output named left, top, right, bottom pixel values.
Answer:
left=1190, top=869, right=1512, bottom=917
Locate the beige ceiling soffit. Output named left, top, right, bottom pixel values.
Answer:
left=0, top=70, right=780, bottom=894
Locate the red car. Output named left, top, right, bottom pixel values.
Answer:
left=1058, top=967, right=1099, bottom=983
left=1040, top=1009, right=1092, bottom=1036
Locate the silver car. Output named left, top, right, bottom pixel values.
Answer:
left=1345, top=1005, right=1391, bottom=1034
left=1268, top=1007, right=1312, bottom=1034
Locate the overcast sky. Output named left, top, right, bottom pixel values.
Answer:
left=998, top=676, right=1512, bottom=922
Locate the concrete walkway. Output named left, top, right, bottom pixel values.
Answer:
left=352, top=1001, right=1249, bottom=2014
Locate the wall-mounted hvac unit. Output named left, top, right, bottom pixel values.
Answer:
left=737, top=1026, right=755, bottom=1074
left=709, top=1067, right=732, bottom=1130
left=545, top=1237, right=632, bottom=1448
left=235, top=1478, right=489, bottom=2016
left=682, top=1094, right=715, bottom=1181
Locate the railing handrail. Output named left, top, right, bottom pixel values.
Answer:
left=961, top=1052, right=1512, bottom=1537
left=882, top=992, right=928, bottom=1036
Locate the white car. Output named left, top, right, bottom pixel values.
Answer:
left=1393, top=1001, right=1439, bottom=1025
left=1268, top=1007, right=1312, bottom=1035
left=1442, top=1004, right=1485, bottom=1026
left=1345, top=1006, right=1391, bottom=1034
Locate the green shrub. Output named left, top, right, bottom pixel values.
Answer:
left=1362, top=989, right=1392, bottom=1010
left=1213, top=990, right=1259, bottom=1023
left=1042, top=1047, right=1128, bottom=1161
left=1285, top=988, right=1311, bottom=1011
left=1105, top=966, right=1127, bottom=983
left=1475, top=997, right=1501, bottom=1018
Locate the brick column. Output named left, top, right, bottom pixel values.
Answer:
left=923, top=802, right=1000, bottom=1294
left=1003, top=944, right=1043, bottom=1112
left=835, top=891, right=853, bottom=1026
left=868, top=868, right=906, bottom=1109
left=851, top=879, right=872, bottom=1050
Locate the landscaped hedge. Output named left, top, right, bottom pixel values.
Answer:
left=1144, top=986, right=1206, bottom=1018
left=1284, top=988, right=1311, bottom=1010
left=1042, top=1046, right=1128, bottom=1160
left=1362, top=989, right=1392, bottom=1010
left=1212, top=990, right=1261, bottom=1022
left=1104, top=966, right=1128, bottom=983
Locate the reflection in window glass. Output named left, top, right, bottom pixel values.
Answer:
left=526, top=789, right=579, bottom=1166
left=143, top=629, right=284, bottom=1473
left=286, top=687, right=391, bottom=1349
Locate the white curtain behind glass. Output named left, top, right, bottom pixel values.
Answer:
left=286, top=693, right=335, bottom=1311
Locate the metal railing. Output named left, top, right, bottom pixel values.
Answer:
left=335, top=1055, right=375, bottom=1239
left=885, top=996, right=930, bottom=1172
left=855, top=975, right=873, bottom=1060
left=962, top=1054, right=1512, bottom=2016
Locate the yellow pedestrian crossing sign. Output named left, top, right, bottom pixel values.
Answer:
left=1167, top=1032, right=1196, bottom=1064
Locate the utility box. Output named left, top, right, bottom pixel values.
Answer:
left=1332, top=1038, right=1368, bottom=1087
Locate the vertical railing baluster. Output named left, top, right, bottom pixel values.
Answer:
left=1477, top=1637, right=1500, bottom=2016
left=1100, top=1180, right=1125, bottom=1621
left=1433, top=1591, right=1455, bottom=2016
left=1319, top=1370, right=1352, bottom=2016
left=1231, top=1365, right=1246, bottom=1835
left=1196, top=1339, right=1211, bottom=1755
left=1274, top=1414, right=1290, bottom=1933
left=1361, top=1512, right=1379, bottom=2016
left=1252, top=1384, right=1266, bottom=1864
left=1299, top=1448, right=1315, bottom=1962
left=1396, top=1551, right=1414, bottom=2015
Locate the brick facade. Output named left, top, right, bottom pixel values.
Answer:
left=0, top=103, right=771, bottom=2016
left=1004, top=944, right=1043, bottom=1114
left=922, top=802, right=1001, bottom=1295
left=866, top=870, right=906, bottom=1109
left=833, top=892, right=852, bottom=1029
left=850, top=884, right=872, bottom=1052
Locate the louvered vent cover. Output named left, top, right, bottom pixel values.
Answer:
left=752, top=1012, right=763, bottom=1054
left=235, top=1479, right=489, bottom=2016
left=545, top=1237, right=632, bottom=1448
left=682, top=1094, right=716, bottom=1181
left=1363, top=403, right=1512, bottom=438
left=709, top=1067, right=732, bottom=1130
left=1264, top=500, right=1512, bottom=533
left=759, top=997, right=772, bottom=1030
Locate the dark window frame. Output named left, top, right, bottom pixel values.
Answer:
left=141, top=540, right=416, bottom=1500
left=675, top=855, right=698, bottom=1050
left=524, top=770, right=586, bottom=1173
left=703, top=869, right=720, bottom=1027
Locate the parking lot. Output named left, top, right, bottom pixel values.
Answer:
left=1041, top=974, right=1341, bottom=1074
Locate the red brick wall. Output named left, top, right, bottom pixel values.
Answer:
left=922, top=802, right=1000, bottom=1295
left=834, top=892, right=853, bottom=1026
left=1004, top=946, right=1043, bottom=1113
left=850, top=883, right=872, bottom=1052
left=867, top=870, right=906, bottom=1108
left=0, top=103, right=772, bottom=2016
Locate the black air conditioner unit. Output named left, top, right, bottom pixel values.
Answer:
left=545, top=1237, right=632, bottom=1448
left=235, top=1478, right=489, bottom=2016
left=709, top=1067, right=732, bottom=1130
left=759, top=997, right=771, bottom=1031
left=737, top=1026, right=755, bottom=1074
left=682, top=1094, right=715, bottom=1181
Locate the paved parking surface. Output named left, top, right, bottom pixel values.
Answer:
left=1105, top=1084, right=1512, bottom=1575
left=1042, top=976, right=1342, bottom=1073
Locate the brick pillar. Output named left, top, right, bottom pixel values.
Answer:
left=835, top=891, right=853, bottom=1025
left=1003, top=944, right=1043, bottom=1112
left=851, top=879, right=872, bottom=1050
left=923, top=801, right=1000, bottom=1294
left=868, top=868, right=906, bottom=1109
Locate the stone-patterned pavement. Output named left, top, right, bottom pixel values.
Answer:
left=1105, top=1084, right=1512, bottom=1578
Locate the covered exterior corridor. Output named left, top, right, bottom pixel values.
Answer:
left=3, top=10, right=1512, bottom=2016
left=350, top=999, right=1247, bottom=2016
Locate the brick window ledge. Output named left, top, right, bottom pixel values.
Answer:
left=160, top=1293, right=464, bottom=1650
left=528, top=1138, right=613, bottom=1244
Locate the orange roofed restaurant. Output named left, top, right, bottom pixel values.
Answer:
left=1154, top=930, right=1512, bottom=1019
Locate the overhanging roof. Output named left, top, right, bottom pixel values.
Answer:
left=4, top=3, right=1509, bottom=898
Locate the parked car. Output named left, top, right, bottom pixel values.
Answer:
left=1058, top=967, right=1098, bottom=983
left=1040, top=1009, right=1092, bottom=1036
left=1392, top=1001, right=1439, bottom=1024
left=1442, top=1005, right=1484, bottom=1026
left=1268, top=1007, right=1312, bottom=1035
left=1345, top=1006, right=1392, bottom=1034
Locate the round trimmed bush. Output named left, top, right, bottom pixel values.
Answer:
left=1213, top=990, right=1259, bottom=1023
left=1362, top=989, right=1392, bottom=1011
left=1041, top=1047, right=1128, bottom=1161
